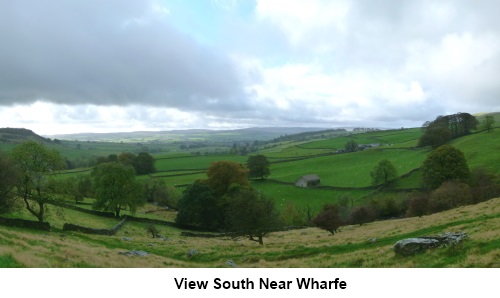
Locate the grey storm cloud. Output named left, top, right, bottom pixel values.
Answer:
left=0, top=0, right=248, bottom=111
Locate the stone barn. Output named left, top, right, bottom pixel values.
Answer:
left=295, top=174, right=321, bottom=188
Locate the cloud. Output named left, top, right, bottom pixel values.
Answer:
left=1, top=0, right=500, bottom=134
left=0, top=0, right=248, bottom=113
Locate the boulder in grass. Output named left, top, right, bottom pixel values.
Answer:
left=394, top=232, right=467, bottom=256
left=119, top=250, right=149, bottom=257
left=187, top=249, right=199, bottom=258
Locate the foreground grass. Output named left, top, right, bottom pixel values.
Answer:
left=0, top=198, right=498, bottom=268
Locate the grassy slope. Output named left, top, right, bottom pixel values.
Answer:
left=452, top=129, right=500, bottom=174
left=1, top=197, right=498, bottom=268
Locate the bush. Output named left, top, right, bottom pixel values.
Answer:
left=349, top=207, right=375, bottom=225
left=468, top=168, right=500, bottom=204
left=406, top=192, right=430, bottom=217
left=429, top=181, right=472, bottom=213
left=368, top=197, right=407, bottom=220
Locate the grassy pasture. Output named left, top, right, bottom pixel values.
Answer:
left=299, top=128, right=422, bottom=150
left=251, top=180, right=371, bottom=211
left=451, top=129, right=500, bottom=174
left=268, top=148, right=429, bottom=187
left=0, top=197, right=498, bottom=268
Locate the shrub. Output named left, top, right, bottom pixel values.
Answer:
left=468, top=168, right=500, bottom=204
left=429, top=181, right=472, bottom=213
left=348, top=207, right=375, bottom=225
left=406, top=192, right=430, bottom=217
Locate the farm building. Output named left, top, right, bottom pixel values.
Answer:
left=295, top=174, right=321, bottom=188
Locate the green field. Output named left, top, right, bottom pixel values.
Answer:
left=268, top=148, right=428, bottom=187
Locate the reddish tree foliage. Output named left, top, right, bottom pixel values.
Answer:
left=312, top=204, right=344, bottom=235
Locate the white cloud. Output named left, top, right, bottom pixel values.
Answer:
left=1, top=1, right=500, bottom=134
left=256, top=0, right=349, bottom=45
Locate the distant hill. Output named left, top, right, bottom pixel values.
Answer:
left=0, top=127, right=50, bottom=144
left=47, top=127, right=334, bottom=143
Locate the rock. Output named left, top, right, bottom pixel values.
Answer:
left=119, top=250, right=149, bottom=257
left=147, top=243, right=154, bottom=247
left=394, top=232, right=467, bottom=256
left=369, top=238, right=377, bottom=244
left=226, top=260, right=239, bottom=268
left=187, top=249, right=199, bottom=258
left=122, top=237, right=133, bottom=241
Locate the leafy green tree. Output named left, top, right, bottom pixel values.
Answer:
left=0, top=152, right=20, bottom=214
left=118, top=152, right=136, bottom=166
left=175, top=180, right=222, bottom=230
left=483, top=115, right=495, bottom=132
left=421, top=145, right=470, bottom=189
left=312, top=204, right=344, bottom=235
left=370, top=159, right=398, bottom=186
left=12, top=141, right=65, bottom=222
left=91, top=162, right=143, bottom=217
left=225, top=186, right=281, bottom=245
left=344, top=140, right=358, bottom=152
left=206, top=161, right=249, bottom=197
left=247, top=155, right=271, bottom=179
left=143, top=178, right=179, bottom=207
left=418, top=123, right=452, bottom=148
left=418, top=113, right=479, bottom=148
left=133, top=152, right=156, bottom=175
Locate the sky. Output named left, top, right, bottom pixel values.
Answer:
left=1, top=0, right=500, bottom=135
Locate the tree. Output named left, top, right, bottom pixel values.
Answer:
left=345, top=140, right=358, bottom=152
left=133, top=152, right=156, bottom=175
left=0, top=152, right=19, bottom=214
left=225, top=186, right=281, bottom=245
left=421, top=145, right=470, bottom=189
left=312, top=204, right=344, bottom=235
left=118, top=152, right=136, bottom=166
left=418, top=113, right=478, bottom=148
left=247, top=155, right=271, bottom=179
left=483, top=115, right=495, bottom=132
left=143, top=178, right=179, bottom=207
left=12, top=141, right=65, bottom=222
left=206, top=161, right=249, bottom=197
left=146, top=224, right=160, bottom=238
left=370, top=159, right=398, bottom=186
left=91, top=162, right=143, bottom=217
left=418, top=123, right=452, bottom=148
left=175, top=180, right=222, bottom=230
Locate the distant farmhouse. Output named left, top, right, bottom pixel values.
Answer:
left=295, top=174, right=320, bottom=188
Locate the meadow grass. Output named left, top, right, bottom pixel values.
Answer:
left=0, top=197, right=498, bottom=268
left=451, top=129, right=500, bottom=174
left=268, top=148, right=429, bottom=187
